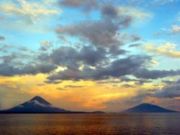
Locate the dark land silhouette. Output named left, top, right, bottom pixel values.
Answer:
left=0, top=96, right=178, bottom=113
left=123, top=103, right=177, bottom=113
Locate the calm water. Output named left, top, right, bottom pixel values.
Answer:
left=0, top=113, right=179, bottom=135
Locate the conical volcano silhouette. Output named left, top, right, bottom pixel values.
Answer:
left=0, top=96, right=71, bottom=113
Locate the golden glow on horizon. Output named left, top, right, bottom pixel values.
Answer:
left=0, top=73, right=172, bottom=111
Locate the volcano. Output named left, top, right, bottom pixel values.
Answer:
left=0, top=96, right=71, bottom=113
left=123, top=103, right=177, bottom=113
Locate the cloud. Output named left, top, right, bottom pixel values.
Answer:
left=155, top=79, right=180, bottom=98
left=0, top=45, right=56, bottom=76
left=56, top=4, right=147, bottom=54
left=56, top=5, right=138, bottom=52
left=60, top=0, right=97, bottom=11
left=56, top=19, right=130, bottom=50
left=77, top=46, right=107, bottom=66
left=0, top=2, right=178, bottom=84
left=134, top=69, right=180, bottom=79
left=95, top=56, right=180, bottom=80
left=155, top=25, right=180, bottom=36
left=101, top=4, right=119, bottom=19
left=0, top=44, right=108, bottom=77
left=0, top=42, right=169, bottom=83
left=117, top=6, right=152, bottom=21
left=0, top=36, right=5, bottom=41
left=171, top=25, right=180, bottom=34
left=60, top=0, right=152, bottom=21
left=47, top=54, right=180, bottom=82
left=40, top=40, right=53, bottom=51
left=40, top=45, right=108, bottom=68
left=48, top=46, right=80, bottom=69
left=101, top=4, right=152, bottom=23
left=144, top=42, right=180, bottom=58
left=48, top=55, right=145, bottom=81
left=0, top=60, right=56, bottom=76
left=0, top=0, right=59, bottom=23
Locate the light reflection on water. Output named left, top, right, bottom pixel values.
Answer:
left=0, top=113, right=179, bottom=135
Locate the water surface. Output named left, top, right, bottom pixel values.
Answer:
left=0, top=113, right=179, bottom=135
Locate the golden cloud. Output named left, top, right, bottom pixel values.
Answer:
left=144, top=42, right=180, bottom=58
left=0, top=0, right=60, bottom=23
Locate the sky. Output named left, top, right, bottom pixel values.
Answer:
left=0, top=0, right=180, bottom=112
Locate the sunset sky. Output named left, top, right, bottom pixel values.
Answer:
left=0, top=0, right=180, bottom=112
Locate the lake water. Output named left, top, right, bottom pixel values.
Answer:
left=0, top=113, right=179, bottom=135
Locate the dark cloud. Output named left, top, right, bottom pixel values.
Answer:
left=49, top=46, right=79, bottom=69
left=87, top=55, right=148, bottom=80
left=56, top=3, right=134, bottom=53
left=95, top=56, right=180, bottom=80
left=0, top=19, right=134, bottom=78
left=22, top=64, right=56, bottom=75
left=53, top=3, right=141, bottom=82
left=128, top=43, right=141, bottom=48
left=56, top=18, right=132, bottom=51
left=78, top=46, right=107, bottom=66
left=60, top=0, right=98, bottom=11
left=0, top=62, right=56, bottom=76
left=48, top=55, right=141, bottom=80
left=57, top=20, right=118, bottom=48
left=1, top=43, right=179, bottom=83
left=102, top=56, right=149, bottom=77
left=134, top=69, right=180, bottom=79
left=120, top=76, right=152, bottom=85
left=0, top=45, right=56, bottom=76
left=0, top=36, right=5, bottom=41
left=47, top=54, right=180, bottom=82
left=101, top=4, right=118, bottom=19
left=155, top=79, right=180, bottom=98
left=0, top=44, right=108, bottom=77
left=56, top=3, right=143, bottom=57
left=48, top=68, right=82, bottom=81
left=41, top=46, right=108, bottom=68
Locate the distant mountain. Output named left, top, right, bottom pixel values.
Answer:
left=0, top=96, right=72, bottom=113
left=123, top=103, right=177, bottom=113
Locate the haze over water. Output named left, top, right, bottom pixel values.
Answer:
left=0, top=114, right=179, bottom=135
